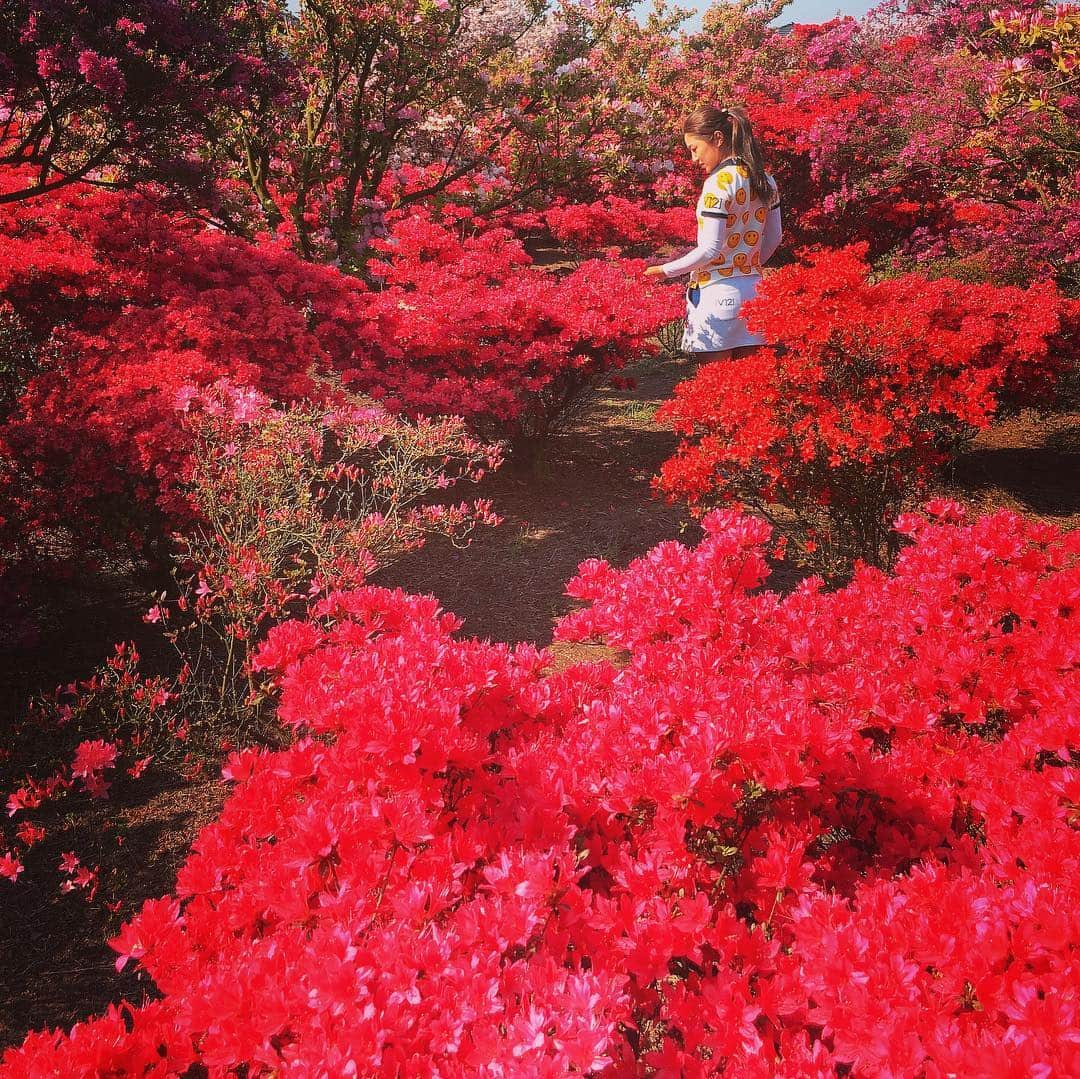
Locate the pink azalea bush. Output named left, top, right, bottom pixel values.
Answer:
left=0, top=0, right=273, bottom=201
left=4, top=505, right=1078, bottom=1075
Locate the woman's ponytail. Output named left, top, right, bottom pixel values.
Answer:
left=683, top=104, right=774, bottom=207
left=724, top=106, right=772, bottom=207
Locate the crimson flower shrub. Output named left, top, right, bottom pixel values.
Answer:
left=536, top=196, right=695, bottom=257
left=656, top=245, right=1077, bottom=574
left=0, top=179, right=372, bottom=558
left=0, top=185, right=678, bottom=560
left=4, top=505, right=1079, bottom=1074
left=0, top=385, right=500, bottom=902
left=355, top=206, right=683, bottom=446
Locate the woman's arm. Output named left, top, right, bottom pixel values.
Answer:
left=660, top=213, right=725, bottom=278
left=760, top=203, right=782, bottom=265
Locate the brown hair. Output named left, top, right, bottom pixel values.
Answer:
left=683, top=104, right=774, bottom=207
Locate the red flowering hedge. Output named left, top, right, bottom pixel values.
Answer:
left=355, top=205, right=683, bottom=439
left=506, top=196, right=696, bottom=258
left=0, top=177, right=371, bottom=551
left=5, top=505, right=1078, bottom=1075
left=0, top=182, right=679, bottom=557
left=656, top=245, right=1078, bottom=573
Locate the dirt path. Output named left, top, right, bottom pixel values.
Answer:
left=371, top=350, right=703, bottom=657
left=944, top=408, right=1080, bottom=524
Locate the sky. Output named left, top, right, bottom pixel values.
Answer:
left=657, top=0, right=882, bottom=32
left=764, top=0, right=879, bottom=24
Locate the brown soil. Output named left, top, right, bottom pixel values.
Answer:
left=371, top=350, right=705, bottom=664
left=1, top=350, right=1077, bottom=1052
left=0, top=775, right=224, bottom=1048
left=942, top=408, right=1080, bottom=524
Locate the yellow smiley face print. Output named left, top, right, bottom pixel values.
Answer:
left=744, top=230, right=760, bottom=246
left=735, top=188, right=748, bottom=206
left=754, top=207, right=767, bottom=223
left=727, top=233, right=742, bottom=249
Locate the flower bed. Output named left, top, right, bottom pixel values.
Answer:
left=5, top=505, right=1077, bottom=1075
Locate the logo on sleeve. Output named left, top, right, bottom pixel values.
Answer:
left=703, top=193, right=720, bottom=209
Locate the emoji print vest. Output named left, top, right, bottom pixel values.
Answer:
left=688, top=159, right=780, bottom=289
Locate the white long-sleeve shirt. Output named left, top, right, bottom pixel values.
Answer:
left=662, top=159, right=782, bottom=285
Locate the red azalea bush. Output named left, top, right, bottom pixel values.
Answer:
left=656, top=245, right=1078, bottom=574
left=741, top=24, right=980, bottom=257
left=0, top=184, right=679, bottom=560
left=537, top=196, right=695, bottom=257
left=0, top=178, right=373, bottom=556
left=355, top=206, right=683, bottom=444
left=3, top=505, right=1078, bottom=1074
left=0, top=385, right=500, bottom=906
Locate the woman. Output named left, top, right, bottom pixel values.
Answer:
left=645, top=105, right=782, bottom=361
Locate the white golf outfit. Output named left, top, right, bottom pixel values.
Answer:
left=662, top=158, right=782, bottom=353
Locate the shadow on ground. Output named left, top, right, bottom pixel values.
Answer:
left=0, top=773, right=224, bottom=1049
left=945, top=413, right=1080, bottom=521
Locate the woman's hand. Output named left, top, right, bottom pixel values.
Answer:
left=643, top=265, right=667, bottom=278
